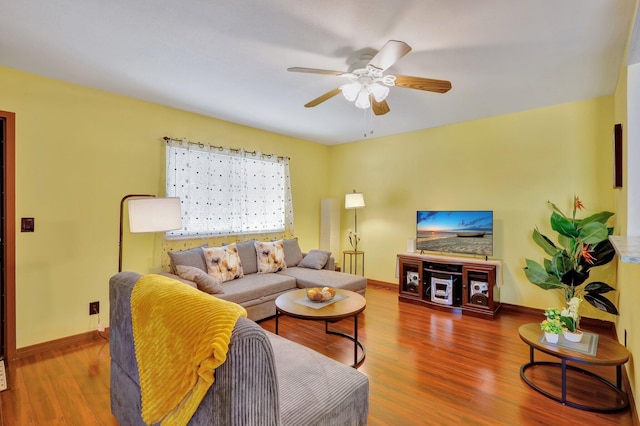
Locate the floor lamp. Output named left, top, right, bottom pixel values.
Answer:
left=118, top=194, right=182, bottom=272
left=345, top=190, right=365, bottom=251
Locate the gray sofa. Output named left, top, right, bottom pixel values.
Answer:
left=110, top=271, right=370, bottom=425
left=163, top=238, right=367, bottom=321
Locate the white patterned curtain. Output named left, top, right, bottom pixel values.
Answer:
left=165, top=138, right=294, bottom=239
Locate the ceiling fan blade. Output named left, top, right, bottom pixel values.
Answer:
left=288, top=67, right=344, bottom=76
left=367, top=40, right=412, bottom=72
left=394, top=75, right=452, bottom=93
left=304, top=88, right=342, bottom=107
left=371, top=97, right=390, bottom=116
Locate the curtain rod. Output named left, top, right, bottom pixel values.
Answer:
left=163, top=136, right=289, bottom=160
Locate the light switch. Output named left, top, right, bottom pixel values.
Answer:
left=21, top=217, right=34, bottom=232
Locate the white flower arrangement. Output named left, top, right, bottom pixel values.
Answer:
left=560, top=297, right=582, bottom=332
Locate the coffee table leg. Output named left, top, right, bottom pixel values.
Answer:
left=275, top=310, right=279, bottom=335
left=354, top=314, right=358, bottom=367
left=325, top=317, right=366, bottom=368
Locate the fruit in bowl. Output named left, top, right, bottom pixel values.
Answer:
left=306, top=287, right=336, bottom=302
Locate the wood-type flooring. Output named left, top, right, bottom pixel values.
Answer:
left=0, top=283, right=634, bottom=425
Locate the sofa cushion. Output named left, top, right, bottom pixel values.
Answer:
left=234, top=239, right=258, bottom=275
left=255, top=240, right=286, bottom=273
left=214, top=273, right=296, bottom=305
left=282, top=238, right=304, bottom=267
left=203, top=244, right=244, bottom=283
left=176, top=265, right=224, bottom=294
left=267, top=331, right=370, bottom=425
left=298, top=249, right=331, bottom=270
left=279, top=267, right=367, bottom=293
left=168, top=244, right=208, bottom=274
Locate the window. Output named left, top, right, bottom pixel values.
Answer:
left=165, top=139, right=294, bottom=239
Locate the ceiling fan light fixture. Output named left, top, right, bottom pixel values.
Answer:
left=340, top=82, right=361, bottom=102
left=289, top=40, right=452, bottom=115
left=369, top=82, right=389, bottom=102
left=355, top=88, right=371, bottom=109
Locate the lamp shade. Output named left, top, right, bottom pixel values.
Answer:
left=128, top=197, right=182, bottom=233
left=345, top=192, right=365, bottom=209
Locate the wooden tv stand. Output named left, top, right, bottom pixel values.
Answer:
left=397, top=253, right=502, bottom=319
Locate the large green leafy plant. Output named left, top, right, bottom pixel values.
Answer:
left=524, top=196, right=618, bottom=315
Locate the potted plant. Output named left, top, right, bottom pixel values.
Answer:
left=524, top=196, right=618, bottom=315
left=540, top=308, right=563, bottom=343
left=560, top=297, right=583, bottom=342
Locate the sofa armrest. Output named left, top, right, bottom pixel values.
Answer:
left=110, top=271, right=281, bottom=426
left=323, top=256, right=335, bottom=271
left=190, top=317, right=281, bottom=425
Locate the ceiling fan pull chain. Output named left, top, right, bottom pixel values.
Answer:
left=363, top=107, right=374, bottom=138
left=369, top=107, right=374, bottom=137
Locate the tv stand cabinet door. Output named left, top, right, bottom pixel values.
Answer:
left=462, top=265, right=498, bottom=316
left=398, top=256, right=422, bottom=299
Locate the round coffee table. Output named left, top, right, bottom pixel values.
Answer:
left=275, top=288, right=366, bottom=368
left=518, top=322, right=629, bottom=412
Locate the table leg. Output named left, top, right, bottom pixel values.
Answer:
left=275, top=310, right=279, bottom=335
left=561, top=359, right=567, bottom=403
left=617, top=365, right=622, bottom=389
left=325, top=316, right=365, bottom=368
left=354, top=314, right=358, bottom=367
left=520, top=360, right=629, bottom=413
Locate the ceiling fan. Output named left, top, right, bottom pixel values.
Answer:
left=288, top=40, right=452, bottom=116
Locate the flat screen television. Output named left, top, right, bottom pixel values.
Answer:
left=416, top=210, right=493, bottom=257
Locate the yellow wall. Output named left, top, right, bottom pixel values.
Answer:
left=330, top=97, right=617, bottom=319
left=0, top=66, right=330, bottom=347
left=0, top=64, right=622, bottom=350
left=613, top=33, right=640, bottom=414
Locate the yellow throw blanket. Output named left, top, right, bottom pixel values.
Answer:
left=131, top=274, right=247, bottom=425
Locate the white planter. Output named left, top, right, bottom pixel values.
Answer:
left=544, top=332, right=559, bottom=343
left=563, top=330, right=583, bottom=343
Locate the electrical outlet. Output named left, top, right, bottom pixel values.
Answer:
left=89, top=301, right=100, bottom=315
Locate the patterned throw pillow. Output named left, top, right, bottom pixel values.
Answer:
left=254, top=240, right=287, bottom=273
left=202, top=244, right=244, bottom=283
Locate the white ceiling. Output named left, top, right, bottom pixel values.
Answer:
left=0, top=1, right=636, bottom=145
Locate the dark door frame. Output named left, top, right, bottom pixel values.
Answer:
left=0, top=111, right=16, bottom=361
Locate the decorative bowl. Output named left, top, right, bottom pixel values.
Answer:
left=306, top=287, right=336, bottom=302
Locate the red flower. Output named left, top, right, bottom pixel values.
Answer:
left=580, top=244, right=596, bottom=264
left=574, top=196, right=585, bottom=211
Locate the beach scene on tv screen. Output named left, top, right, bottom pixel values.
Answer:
left=416, top=211, right=493, bottom=256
